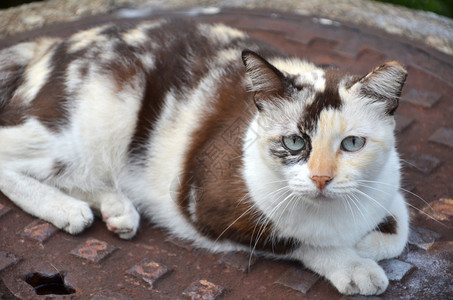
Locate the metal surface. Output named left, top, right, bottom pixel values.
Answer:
left=1, top=7, right=452, bottom=300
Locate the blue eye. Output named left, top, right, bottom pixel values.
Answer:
left=341, top=136, right=366, bottom=152
left=282, top=135, right=306, bottom=152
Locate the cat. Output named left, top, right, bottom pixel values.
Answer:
left=0, top=19, right=409, bottom=295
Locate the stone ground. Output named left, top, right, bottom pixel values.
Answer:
left=0, top=1, right=453, bottom=300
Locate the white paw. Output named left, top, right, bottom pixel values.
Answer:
left=101, top=194, right=140, bottom=240
left=330, top=259, right=389, bottom=295
left=53, top=201, right=94, bottom=235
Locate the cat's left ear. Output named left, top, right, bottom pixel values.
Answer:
left=242, top=50, right=289, bottom=111
left=351, top=61, right=407, bottom=115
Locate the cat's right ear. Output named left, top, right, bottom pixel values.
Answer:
left=242, top=50, right=288, bottom=111
left=350, top=61, right=407, bottom=115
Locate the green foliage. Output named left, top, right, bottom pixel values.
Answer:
left=0, top=0, right=44, bottom=9
left=372, top=0, right=453, bottom=18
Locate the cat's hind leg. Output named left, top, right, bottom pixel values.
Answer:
left=355, top=192, right=409, bottom=261
left=0, top=170, right=93, bottom=234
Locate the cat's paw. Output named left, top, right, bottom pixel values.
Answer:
left=330, top=259, right=389, bottom=295
left=101, top=194, right=140, bottom=239
left=53, top=201, right=94, bottom=235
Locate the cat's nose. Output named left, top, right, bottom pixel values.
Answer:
left=311, top=175, right=332, bottom=190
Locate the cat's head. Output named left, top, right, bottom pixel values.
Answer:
left=242, top=50, right=407, bottom=202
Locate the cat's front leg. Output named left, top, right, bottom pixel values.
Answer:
left=97, top=191, right=140, bottom=240
left=355, top=192, right=409, bottom=261
left=295, top=246, right=388, bottom=295
left=0, top=170, right=93, bottom=234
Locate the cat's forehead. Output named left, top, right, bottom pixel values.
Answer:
left=260, top=67, right=360, bottom=137
left=296, top=69, right=359, bottom=134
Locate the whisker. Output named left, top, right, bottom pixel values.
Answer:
left=352, top=188, right=396, bottom=221
left=400, top=159, right=419, bottom=170
left=219, top=178, right=292, bottom=241
left=348, top=193, right=374, bottom=232
left=343, top=195, right=358, bottom=228
left=272, top=192, right=297, bottom=240
left=357, top=179, right=433, bottom=209
left=356, top=182, right=445, bottom=226
left=214, top=204, right=256, bottom=243
left=288, top=193, right=301, bottom=227
left=248, top=189, right=290, bottom=252
left=250, top=191, right=293, bottom=258
left=405, top=202, right=447, bottom=227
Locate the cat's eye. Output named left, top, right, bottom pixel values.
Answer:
left=341, top=136, right=366, bottom=152
left=282, top=135, right=306, bottom=152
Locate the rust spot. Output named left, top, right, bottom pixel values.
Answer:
left=71, top=238, right=117, bottom=263
left=423, top=198, right=453, bottom=222
left=182, top=280, right=225, bottom=300
left=127, top=258, right=172, bottom=287
left=22, top=220, right=57, bottom=243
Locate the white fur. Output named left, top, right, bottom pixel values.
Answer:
left=270, top=58, right=318, bottom=75
left=68, top=25, right=109, bottom=53
left=13, top=39, right=58, bottom=105
left=122, top=20, right=167, bottom=46
left=0, top=36, right=145, bottom=237
left=295, top=69, right=326, bottom=93
left=0, top=119, right=94, bottom=234
left=198, top=23, right=246, bottom=44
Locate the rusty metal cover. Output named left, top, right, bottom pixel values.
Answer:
left=1, top=7, right=452, bottom=300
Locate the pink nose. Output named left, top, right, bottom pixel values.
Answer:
left=311, top=175, right=332, bottom=190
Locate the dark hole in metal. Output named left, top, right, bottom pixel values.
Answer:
left=24, top=272, right=76, bottom=295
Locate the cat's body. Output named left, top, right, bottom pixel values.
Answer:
left=0, top=19, right=409, bottom=295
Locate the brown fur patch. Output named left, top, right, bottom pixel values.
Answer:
left=128, top=20, right=217, bottom=160
left=179, top=64, right=299, bottom=255
left=299, top=69, right=346, bottom=133
left=104, top=47, right=143, bottom=92
left=28, top=42, right=82, bottom=131
left=375, top=216, right=397, bottom=234
left=0, top=64, right=27, bottom=126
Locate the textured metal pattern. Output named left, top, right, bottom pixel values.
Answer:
left=0, top=7, right=452, bottom=299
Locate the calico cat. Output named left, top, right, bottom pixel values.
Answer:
left=0, top=19, right=409, bottom=295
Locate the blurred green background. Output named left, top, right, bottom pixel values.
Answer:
left=374, top=0, right=453, bottom=18
left=0, top=0, right=452, bottom=19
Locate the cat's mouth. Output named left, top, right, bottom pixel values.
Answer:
left=290, top=187, right=334, bottom=203
left=312, top=190, right=332, bottom=201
